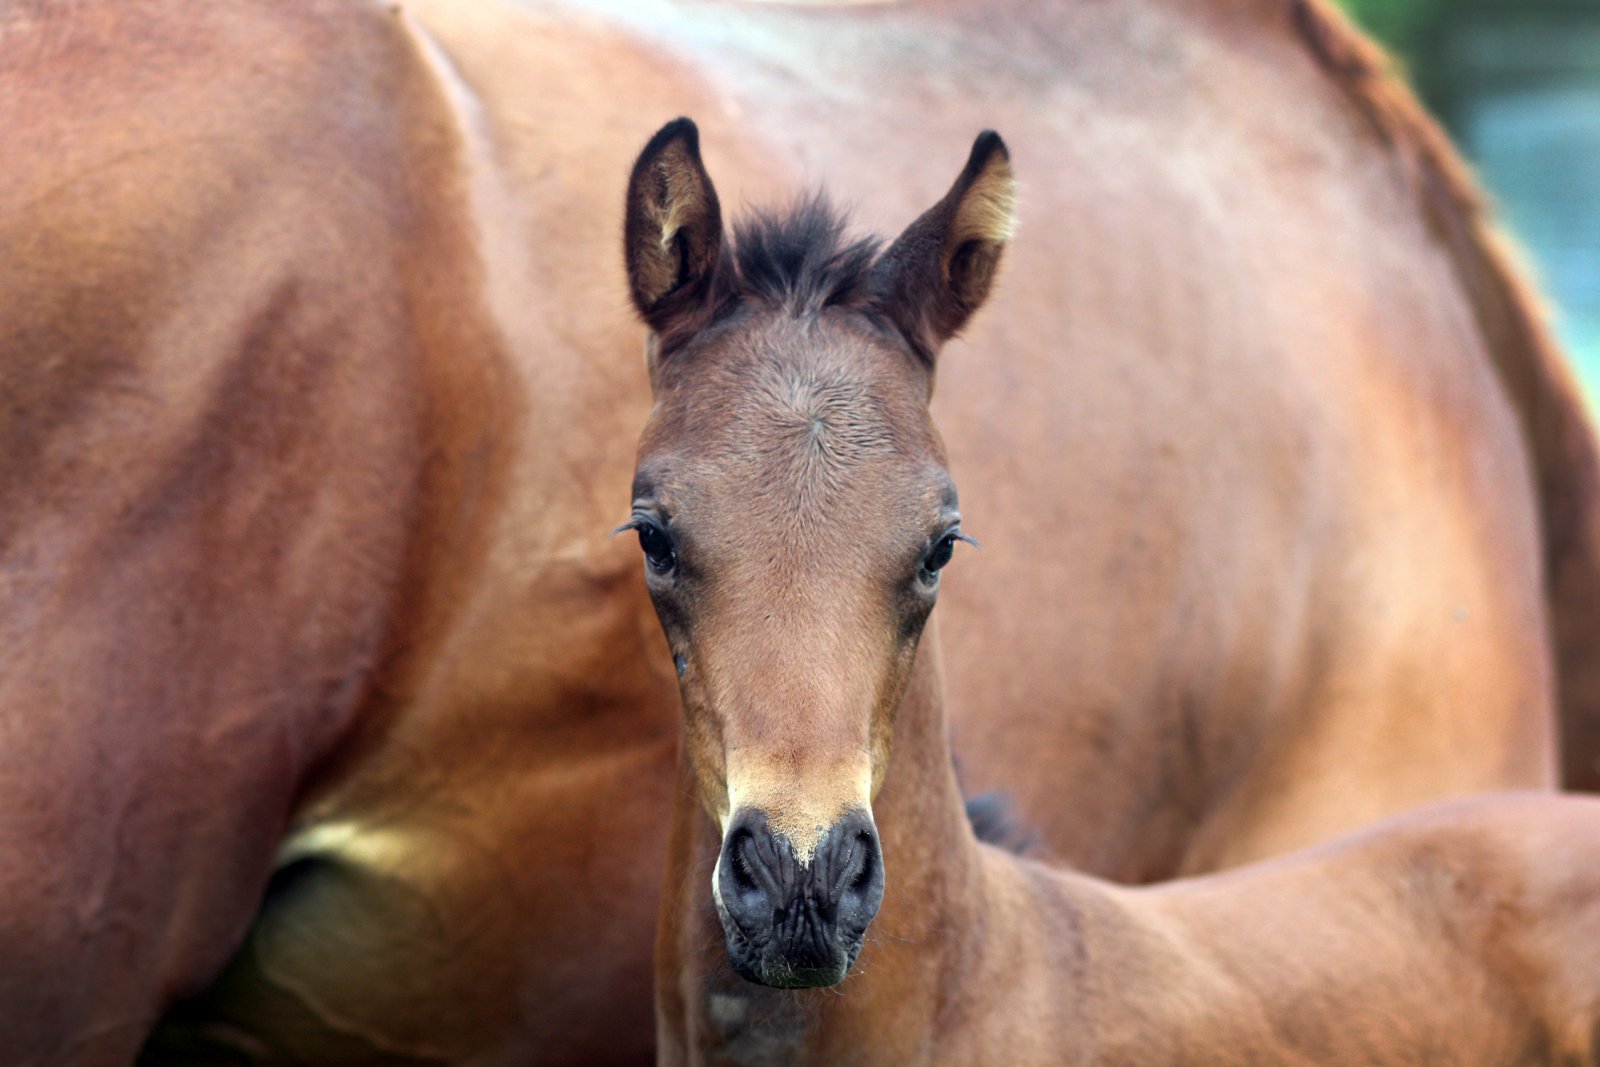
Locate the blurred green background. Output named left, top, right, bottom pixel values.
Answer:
left=1338, top=0, right=1600, bottom=408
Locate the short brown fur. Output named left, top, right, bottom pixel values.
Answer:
left=4, top=0, right=1597, bottom=1062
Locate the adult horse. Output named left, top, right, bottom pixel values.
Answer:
left=1, top=0, right=1595, bottom=1064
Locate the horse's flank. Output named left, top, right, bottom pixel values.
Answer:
left=1289, top=0, right=1600, bottom=793
left=0, top=1, right=522, bottom=1061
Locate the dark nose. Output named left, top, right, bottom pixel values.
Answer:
left=716, top=808, right=885, bottom=988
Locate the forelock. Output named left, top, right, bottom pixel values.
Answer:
left=726, top=194, right=884, bottom=315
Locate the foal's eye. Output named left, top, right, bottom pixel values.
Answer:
left=921, top=532, right=963, bottom=578
left=635, top=522, right=676, bottom=574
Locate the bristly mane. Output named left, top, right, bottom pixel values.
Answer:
left=724, top=194, right=884, bottom=315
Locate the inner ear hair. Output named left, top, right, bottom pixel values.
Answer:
left=624, top=117, right=724, bottom=332
left=635, top=144, right=707, bottom=303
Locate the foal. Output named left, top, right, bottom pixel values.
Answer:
left=621, top=119, right=1600, bottom=1065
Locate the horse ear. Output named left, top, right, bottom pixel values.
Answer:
left=624, top=117, right=724, bottom=338
left=874, top=131, right=1015, bottom=361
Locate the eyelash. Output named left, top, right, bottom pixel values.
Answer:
left=921, top=529, right=976, bottom=579
left=619, top=517, right=677, bottom=575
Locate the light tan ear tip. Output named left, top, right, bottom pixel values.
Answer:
left=981, top=166, right=1018, bottom=242
left=956, top=132, right=1018, bottom=245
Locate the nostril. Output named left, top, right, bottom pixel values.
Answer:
left=726, top=831, right=761, bottom=895
left=848, top=831, right=877, bottom=893
left=821, top=826, right=879, bottom=909
left=730, top=833, right=760, bottom=895
left=818, top=814, right=884, bottom=933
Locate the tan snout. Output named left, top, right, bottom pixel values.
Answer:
left=723, top=755, right=874, bottom=864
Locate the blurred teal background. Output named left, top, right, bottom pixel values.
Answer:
left=1340, top=0, right=1600, bottom=409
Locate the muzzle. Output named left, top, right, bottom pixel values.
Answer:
left=714, top=807, right=885, bottom=988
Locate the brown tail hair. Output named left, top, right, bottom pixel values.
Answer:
left=1290, top=0, right=1600, bottom=789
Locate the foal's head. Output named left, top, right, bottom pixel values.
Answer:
left=621, top=119, right=1013, bottom=988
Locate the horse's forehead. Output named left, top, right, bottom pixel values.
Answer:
left=726, top=363, right=899, bottom=461
left=650, top=320, right=935, bottom=477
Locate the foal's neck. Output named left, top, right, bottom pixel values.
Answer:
left=657, top=620, right=1036, bottom=1066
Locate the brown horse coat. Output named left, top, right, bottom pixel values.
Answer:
left=2, top=0, right=1596, bottom=1063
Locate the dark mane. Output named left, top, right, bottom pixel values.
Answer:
left=725, top=194, right=884, bottom=314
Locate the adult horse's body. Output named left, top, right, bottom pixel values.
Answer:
left=2, top=0, right=1596, bottom=1063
